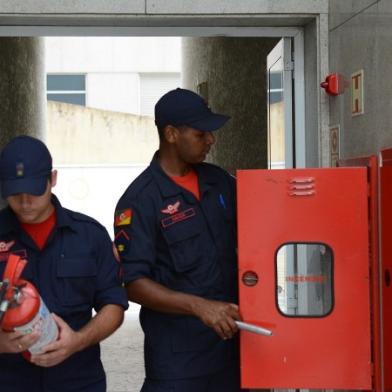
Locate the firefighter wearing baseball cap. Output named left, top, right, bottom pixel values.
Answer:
left=114, top=88, right=245, bottom=391
left=0, top=135, right=128, bottom=391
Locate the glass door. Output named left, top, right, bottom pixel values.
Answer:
left=267, top=38, right=294, bottom=169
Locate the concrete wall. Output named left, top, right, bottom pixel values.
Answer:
left=46, top=37, right=181, bottom=73
left=182, top=37, right=279, bottom=174
left=0, top=1, right=328, bottom=19
left=0, top=37, right=45, bottom=144
left=45, top=101, right=157, bottom=238
left=329, top=0, right=392, bottom=158
left=0, top=37, right=46, bottom=207
left=47, top=101, right=158, bottom=165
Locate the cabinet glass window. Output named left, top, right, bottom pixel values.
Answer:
left=276, top=243, right=333, bottom=317
left=47, top=74, right=86, bottom=106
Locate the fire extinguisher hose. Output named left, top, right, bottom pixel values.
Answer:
left=0, top=254, right=28, bottom=324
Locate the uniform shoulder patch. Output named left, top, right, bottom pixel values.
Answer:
left=115, top=208, right=132, bottom=227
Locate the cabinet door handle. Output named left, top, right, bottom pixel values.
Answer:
left=235, top=321, right=273, bottom=336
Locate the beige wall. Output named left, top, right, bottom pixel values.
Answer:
left=47, top=99, right=285, bottom=168
left=47, top=101, right=158, bottom=165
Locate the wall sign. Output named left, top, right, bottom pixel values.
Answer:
left=330, top=125, right=340, bottom=167
left=351, top=70, right=364, bottom=116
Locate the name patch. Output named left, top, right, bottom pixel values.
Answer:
left=161, top=208, right=195, bottom=228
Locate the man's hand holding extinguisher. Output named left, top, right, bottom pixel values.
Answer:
left=29, top=313, right=80, bottom=367
left=0, top=328, right=40, bottom=354
left=30, top=304, right=122, bottom=368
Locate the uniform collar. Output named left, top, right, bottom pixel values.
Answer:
left=0, top=207, right=19, bottom=235
left=0, top=194, right=75, bottom=235
left=51, top=194, right=76, bottom=230
left=149, top=151, right=218, bottom=200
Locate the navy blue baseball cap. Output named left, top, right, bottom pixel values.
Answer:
left=0, top=135, right=52, bottom=198
left=154, top=88, right=230, bottom=132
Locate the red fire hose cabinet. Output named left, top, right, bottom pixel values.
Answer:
left=237, top=151, right=392, bottom=391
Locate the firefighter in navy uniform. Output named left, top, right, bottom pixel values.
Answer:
left=114, top=88, right=245, bottom=392
left=0, top=135, right=128, bottom=391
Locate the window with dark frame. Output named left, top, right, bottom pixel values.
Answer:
left=47, top=74, right=86, bottom=106
left=276, top=243, right=333, bottom=317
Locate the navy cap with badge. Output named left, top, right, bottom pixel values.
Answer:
left=154, top=88, right=230, bottom=132
left=0, top=135, right=52, bottom=198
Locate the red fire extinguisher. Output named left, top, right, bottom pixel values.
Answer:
left=0, top=254, right=58, bottom=355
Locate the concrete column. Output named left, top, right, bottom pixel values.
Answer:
left=0, top=37, right=46, bottom=205
left=0, top=37, right=46, bottom=144
left=182, top=37, right=279, bottom=174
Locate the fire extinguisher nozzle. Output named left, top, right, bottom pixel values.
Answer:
left=0, top=299, right=10, bottom=323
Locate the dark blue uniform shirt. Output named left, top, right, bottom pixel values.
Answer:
left=0, top=195, right=128, bottom=392
left=114, top=154, right=238, bottom=380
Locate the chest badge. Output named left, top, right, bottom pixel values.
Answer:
left=0, top=240, right=15, bottom=252
left=161, top=201, right=180, bottom=215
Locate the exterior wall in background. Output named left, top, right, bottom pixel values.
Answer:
left=46, top=37, right=181, bottom=116
left=329, top=0, right=392, bottom=160
left=47, top=101, right=158, bottom=165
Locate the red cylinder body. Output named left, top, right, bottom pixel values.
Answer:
left=2, top=280, right=40, bottom=331
left=1, top=279, right=58, bottom=354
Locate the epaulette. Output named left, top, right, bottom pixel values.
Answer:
left=118, top=167, right=153, bottom=201
left=67, top=209, right=105, bottom=230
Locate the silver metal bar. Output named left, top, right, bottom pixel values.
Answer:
left=235, top=321, right=273, bottom=336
